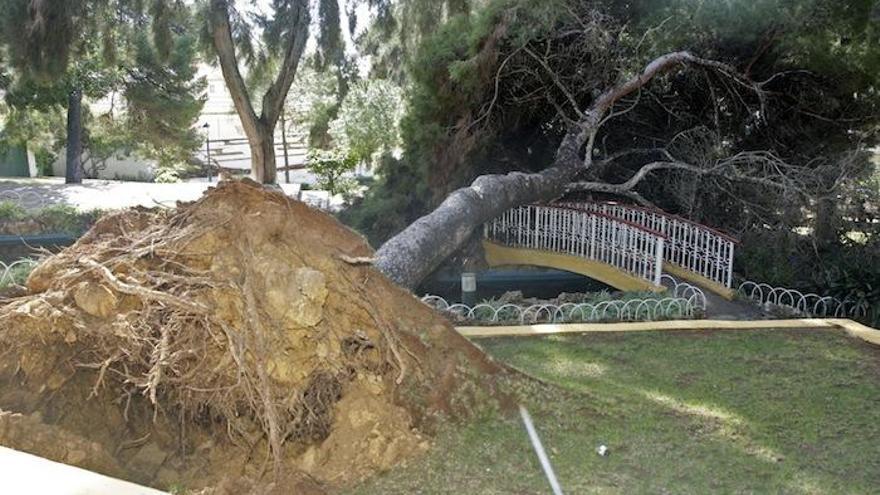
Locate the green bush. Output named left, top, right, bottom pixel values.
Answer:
left=0, top=203, right=102, bottom=236
left=0, top=201, right=27, bottom=222
left=33, top=205, right=101, bottom=235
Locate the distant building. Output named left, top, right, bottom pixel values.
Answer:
left=195, top=65, right=308, bottom=177
left=49, top=64, right=308, bottom=183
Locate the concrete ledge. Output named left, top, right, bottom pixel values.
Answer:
left=0, top=446, right=166, bottom=495
left=457, top=318, right=880, bottom=346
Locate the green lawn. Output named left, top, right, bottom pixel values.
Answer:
left=350, top=329, right=880, bottom=494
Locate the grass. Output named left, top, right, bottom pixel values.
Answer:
left=350, top=329, right=880, bottom=494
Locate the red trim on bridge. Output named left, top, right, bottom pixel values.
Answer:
left=558, top=200, right=740, bottom=244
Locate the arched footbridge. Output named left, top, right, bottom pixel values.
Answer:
left=483, top=202, right=738, bottom=298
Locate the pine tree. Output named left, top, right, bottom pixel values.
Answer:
left=0, top=0, right=204, bottom=183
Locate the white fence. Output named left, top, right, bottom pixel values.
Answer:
left=484, top=205, right=666, bottom=286
left=0, top=259, right=37, bottom=288
left=421, top=291, right=705, bottom=325
left=0, top=190, right=47, bottom=210
left=736, top=280, right=868, bottom=319
left=563, top=202, right=736, bottom=289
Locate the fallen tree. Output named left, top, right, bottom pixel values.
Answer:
left=372, top=3, right=873, bottom=289
left=375, top=51, right=746, bottom=289
left=361, top=0, right=876, bottom=290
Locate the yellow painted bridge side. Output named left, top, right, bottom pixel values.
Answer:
left=482, top=239, right=663, bottom=293
left=663, top=262, right=735, bottom=300
left=482, top=239, right=737, bottom=299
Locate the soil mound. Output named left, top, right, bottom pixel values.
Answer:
left=0, top=180, right=502, bottom=493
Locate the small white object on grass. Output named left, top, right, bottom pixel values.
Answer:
left=596, top=444, right=609, bottom=456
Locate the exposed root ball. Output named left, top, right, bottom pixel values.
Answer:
left=0, top=180, right=502, bottom=492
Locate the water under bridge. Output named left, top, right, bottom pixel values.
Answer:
left=482, top=202, right=738, bottom=299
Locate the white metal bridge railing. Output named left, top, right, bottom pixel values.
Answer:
left=562, top=201, right=737, bottom=289
left=484, top=204, right=666, bottom=286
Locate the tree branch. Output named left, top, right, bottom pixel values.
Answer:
left=260, top=0, right=309, bottom=126
left=568, top=152, right=806, bottom=195
left=208, top=0, right=260, bottom=140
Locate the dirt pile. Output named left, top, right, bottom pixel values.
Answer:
left=0, top=180, right=502, bottom=493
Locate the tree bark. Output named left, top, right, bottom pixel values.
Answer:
left=375, top=51, right=737, bottom=289
left=65, top=88, right=83, bottom=184
left=208, top=0, right=308, bottom=184
left=374, top=134, right=585, bottom=289
left=250, top=131, right=277, bottom=184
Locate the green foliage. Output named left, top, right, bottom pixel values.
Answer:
left=812, top=244, right=880, bottom=326
left=346, top=0, right=619, bottom=243
left=626, top=0, right=880, bottom=89
left=0, top=202, right=101, bottom=235
left=735, top=224, right=880, bottom=327
left=317, top=0, right=344, bottom=70
left=123, top=26, right=207, bottom=169
left=0, top=0, right=204, bottom=181
left=329, top=78, right=403, bottom=165
left=32, top=204, right=97, bottom=235
left=307, top=147, right=358, bottom=196
left=339, top=153, right=431, bottom=247
left=154, top=167, right=182, bottom=183
left=288, top=64, right=341, bottom=148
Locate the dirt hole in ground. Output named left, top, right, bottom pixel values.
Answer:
left=0, top=180, right=504, bottom=494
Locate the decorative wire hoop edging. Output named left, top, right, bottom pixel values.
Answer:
left=659, top=274, right=707, bottom=310
left=0, top=259, right=38, bottom=287
left=0, top=190, right=46, bottom=210
left=736, top=280, right=868, bottom=319
left=420, top=293, right=703, bottom=325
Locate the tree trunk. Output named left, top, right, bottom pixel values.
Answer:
left=814, top=196, right=838, bottom=248
left=208, top=0, right=308, bottom=185
left=65, top=88, right=83, bottom=184
left=249, top=129, right=277, bottom=184
left=375, top=131, right=587, bottom=289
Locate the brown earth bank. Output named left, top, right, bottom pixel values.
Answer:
left=0, top=180, right=506, bottom=494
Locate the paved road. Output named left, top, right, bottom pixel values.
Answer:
left=0, top=178, right=305, bottom=211
left=0, top=446, right=166, bottom=495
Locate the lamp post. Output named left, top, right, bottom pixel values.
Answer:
left=202, top=122, right=212, bottom=182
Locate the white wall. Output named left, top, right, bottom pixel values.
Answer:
left=51, top=148, right=157, bottom=181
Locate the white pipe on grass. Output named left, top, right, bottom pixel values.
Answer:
left=519, top=405, right=564, bottom=495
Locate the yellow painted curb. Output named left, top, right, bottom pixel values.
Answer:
left=482, top=240, right=663, bottom=293
left=827, top=319, right=880, bottom=346
left=456, top=318, right=880, bottom=347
